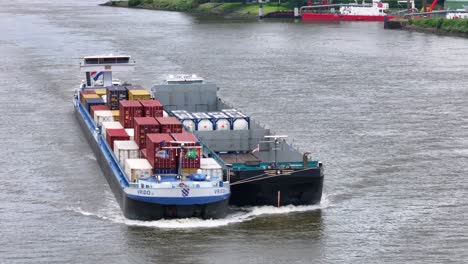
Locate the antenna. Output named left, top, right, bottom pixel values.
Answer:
left=263, top=135, right=288, bottom=167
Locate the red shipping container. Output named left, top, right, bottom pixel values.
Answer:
left=90, top=105, right=110, bottom=118
left=106, top=129, right=130, bottom=150
left=119, top=100, right=143, bottom=128
left=134, top=117, right=160, bottom=149
left=139, top=100, right=163, bottom=117
left=155, top=117, right=183, bottom=133
left=171, top=133, right=201, bottom=169
left=146, top=133, right=176, bottom=169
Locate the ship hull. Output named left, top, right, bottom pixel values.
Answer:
left=302, top=13, right=393, bottom=21
left=229, top=168, right=324, bottom=206
left=74, top=103, right=228, bottom=220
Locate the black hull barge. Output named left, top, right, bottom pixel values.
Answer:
left=151, top=75, right=324, bottom=207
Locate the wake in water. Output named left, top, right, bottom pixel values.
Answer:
left=70, top=194, right=332, bottom=229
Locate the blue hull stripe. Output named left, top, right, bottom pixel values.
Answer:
left=127, top=193, right=230, bottom=205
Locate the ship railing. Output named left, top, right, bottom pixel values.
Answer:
left=76, top=99, right=129, bottom=188
left=231, top=161, right=319, bottom=171
left=300, top=4, right=372, bottom=14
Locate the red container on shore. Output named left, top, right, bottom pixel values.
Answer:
left=90, top=105, right=110, bottom=118
left=171, top=133, right=201, bottom=169
left=155, top=117, right=183, bottom=133
left=139, top=100, right=163, bottom=117
left=134, top=117, right=160, bottom=149
left=119, top=100, right=143, bottom=128
left=146, top=133, right=176, bottom=169
left=106, top=129, right=130, bottom=150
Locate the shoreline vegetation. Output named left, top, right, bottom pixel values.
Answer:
left=101, top=0, right=292, bottom=19
left=390, top=18, right=468, bottom=38
left=408, top=18, right=468, bottom=36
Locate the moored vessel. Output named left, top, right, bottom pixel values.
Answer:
left=301, top=0, right=394, bottom=21
left=74, top=55, right=230, bottom=220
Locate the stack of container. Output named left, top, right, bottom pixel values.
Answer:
left=90, top=105, right=110, bottom=118
left=94, top=89, right=107, bottom=98
left=134, top=117, right=160, bottom=149
left=111, top=110, right=120, bottom=121
left=80, top=91, right=99, bottom=105
left=146, top=133, right=176, bottom=172
left=125, top=128, right=135, bottom=141
left=94, top=110, right=114, bottom=126
left=119, top=100, right=143, bottom=128
left=124, top=159, right=153, bottom=182
left=140, top=100, right=163, bottom=117
left=86, top=98, right=105, bottom=112
left=106, top=86, right=127, bottom=110
left=155, top=117, right=183, bottom=133
left=124, top=85, right=144, bottom=91
left=128, top=90, right=151, bottom=100
left=106, top=128, right=130, bottom=150
left=171, top=133, right=201, bottom=171
left=114, top=140, right=140, bottom=167
left=102, top=121, right=123, bottom=139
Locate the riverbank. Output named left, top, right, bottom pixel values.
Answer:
left=102, top=1, right=292, bottom=19
left=386, top=17, right=468, bottom=38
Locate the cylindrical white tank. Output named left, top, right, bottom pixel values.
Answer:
left=182, top=120, right=196, bottom=132
left=215, top=118, right=230, bottom=130
left=197, top=119, right=213, bottom=131
left=232, top=119, right=249, bottom=130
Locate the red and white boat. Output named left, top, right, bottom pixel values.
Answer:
left=301, top=0, right=394, bottom=21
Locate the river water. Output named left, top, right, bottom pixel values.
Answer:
left=1, top=0, right=468, bottom=263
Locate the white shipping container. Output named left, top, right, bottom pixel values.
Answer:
left=94, top=110, right=114, bottom=126
left=200, top=158, right=223, bottom=178
left=101, top=121, right=123, bottom=138
left=125, top=159, right=153, bottom=182
left=125, top=128, right=134, bottom=141
left=114, top=140, right=140, bottom=167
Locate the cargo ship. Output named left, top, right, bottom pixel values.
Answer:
left=151, top=75, right=324, bottom=207
left=73, top=55, right=230, bottom=220
left=301, top=0, right=394, bottom=21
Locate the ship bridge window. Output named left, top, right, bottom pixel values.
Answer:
left=116, top=57, right=130, bottom=63
left=85, top=57, right=131, bottom=65
left=102, top=58, right=117, bottom=64
left=84, top=58, right=99, bottom=64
